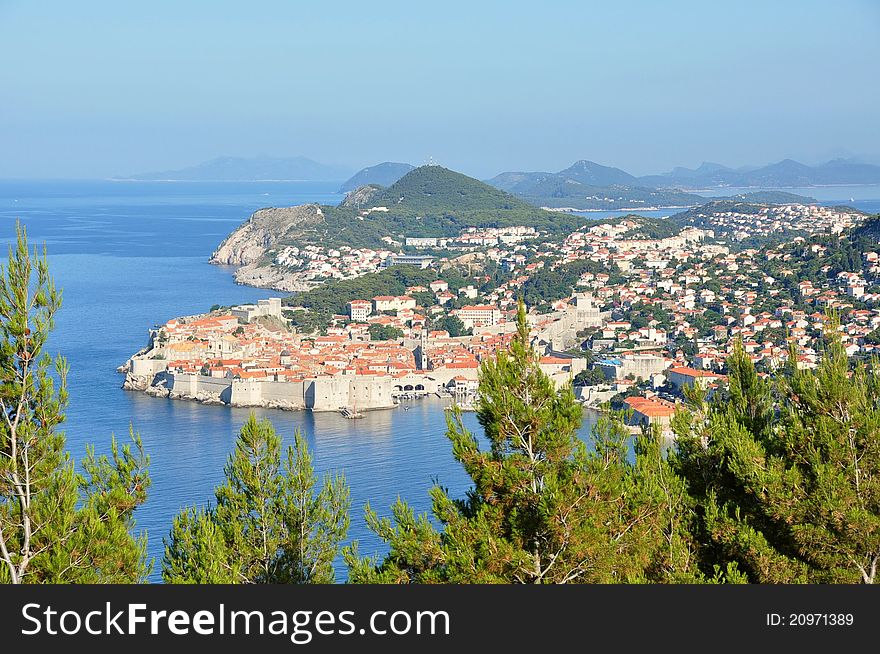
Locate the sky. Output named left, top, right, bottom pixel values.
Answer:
left=1, top=0, right=879, bottom=179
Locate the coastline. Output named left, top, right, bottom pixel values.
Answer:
left=542, top=205, right=694, bottom=213
left=121, top=369, right=407, bottom=413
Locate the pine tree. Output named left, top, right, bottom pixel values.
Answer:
left=163, top=414, right=350, bottom=583
left=0, top=223, right=151, bottom=584
left=672, top=330, right=880, bottom=583
left=347, top=300, right=703, bottom=583
left=163, top=508, right=236, bottom=584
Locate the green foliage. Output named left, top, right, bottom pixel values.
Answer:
left=596, top=214, right=682, bottom=240
left=288, top=265, right=444, bottom=318
left=573, top=367, right=606, bottom=386
left=346, top=300, right=705, bottom=583
left=623, top=300, right=675, bottom=331
left=367, top=166, right=577, bottom=233
left=672, top=200, right=768, bottom=229
left=434, top=314, right=471, bottom=337
left=269, top=166, right=582, bottom=253
left=163, top=508, right=235, bottom=584
left=163, top=414, right=350, bottom=584
left=410, top=291, right=436, bottom=308
left=759, top=230, right=869, bottom=289
left=284, top=309, right=326, bottom=335
left=521, top=259, right=619, bottom=309
left=672, top=329, right=880, bottom=583
left=368, top=324, right=404, bottom=341
left=0, top=223, right=150, bottom=584
left=864, top=326, right=880, bottom=345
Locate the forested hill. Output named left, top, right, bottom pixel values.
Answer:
left=851, top=215, right=880, bottom=242
left=213, top=165, right=584, bottom=268
left=367, top=165, right=545, bottom=214
left=671, top=200, right=781, bottom=226
left=355, top=165, right=580, bottom=234
left=485, top=160, right=705, bottom=210
left=755, top=213, right=880, bottom=288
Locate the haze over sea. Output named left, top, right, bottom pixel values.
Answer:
left=1, top=180, right=878, bottom=581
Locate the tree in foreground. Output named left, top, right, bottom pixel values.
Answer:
left=0, top=223, right=150, bottom=584
left=346, top=300, right=706, bottom=583
left=672, top=330, right=880, bottom=583
left=164, top=414, right=350, bottom=583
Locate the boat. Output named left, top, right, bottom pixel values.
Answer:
left=340, top=397, right=363, bottom=419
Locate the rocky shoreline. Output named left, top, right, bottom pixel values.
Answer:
left=120, top=370, right=321, bottom=411
left=209, top=204, right=324, bottom=292
left=227, top=262, right=315, bottom=292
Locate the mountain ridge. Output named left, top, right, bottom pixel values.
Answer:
left=339, top=162, right=414, bottom=193
left=641, top=157, right=880, bottom=188
left=125, top=155, right=353, bottom=181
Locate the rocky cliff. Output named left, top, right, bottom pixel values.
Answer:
left=210, top=204, right=324, bottom=266
left=339, top=184, right=382, bottom=209
left=229, top=262, right=317, bottom=292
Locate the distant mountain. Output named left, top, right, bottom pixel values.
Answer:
left=484, top=171, right=553, bottom=193
left=814, top=158, right=880, bottom=185
left=339, top=162, right=415, bottom=193
left=555, top=160, right=640, bottom=186
left=485, top=160, right=703, bottom=210
left=639, top=162, right=734, bottom=187
left=642, top=158, right=880, bottom=189
left=126, top=155, right=353, bottom=181
left=745, top=159, right=816, bottom=186
left=486, top=160, right=637, bottom=194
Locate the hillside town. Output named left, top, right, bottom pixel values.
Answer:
left=255, top=225, right=541, bottom=290
left=123, top=202, right=877, bottom=436
left=677, top=202, right=862, bottom=240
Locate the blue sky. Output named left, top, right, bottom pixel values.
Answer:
left=1, top=0, right=878, bottom=179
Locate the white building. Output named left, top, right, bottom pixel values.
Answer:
left=382, top=254, right=434, bottom=269
left=459, top=285, right=479, bottom=299
left=454, top=304, right=501, bottom=329
left=348, top=299, right=372, bottom=322
left=230, top=298, right=283, bottom=322
left=405, top=237, right=439, bottom=248
left=373, top=295, right=417, bottom=312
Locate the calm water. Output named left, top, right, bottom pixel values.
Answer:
left=0, top=180, right=603, bottom=582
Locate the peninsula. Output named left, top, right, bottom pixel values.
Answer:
left=120, top=293, right=599, bottom=413
left=124, top=179, right=872, bottom=435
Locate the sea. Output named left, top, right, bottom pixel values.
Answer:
left=0, top=180, right=878, bottom=582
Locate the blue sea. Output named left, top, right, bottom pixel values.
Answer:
left=0, top=180, right=602, bottom=582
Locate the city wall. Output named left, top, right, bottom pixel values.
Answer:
left=150, top=372, right=397, bottom=411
